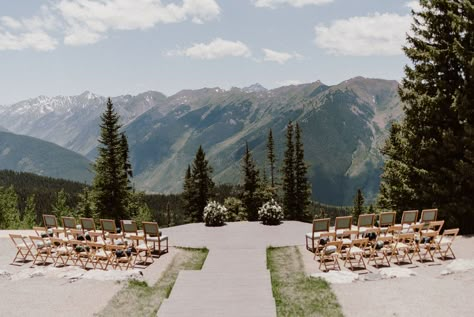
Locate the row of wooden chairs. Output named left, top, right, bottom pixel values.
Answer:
left=314, top=224, right=459, bottom=272
left=306, top=209, right=439, bottom=252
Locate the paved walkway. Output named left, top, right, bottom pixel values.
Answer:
left=157, top=221, right=308, bottom=317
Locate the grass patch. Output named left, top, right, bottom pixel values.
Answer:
left=97, top=247, right=208, bottom=317
left=267, top=246, right=343, bottom=317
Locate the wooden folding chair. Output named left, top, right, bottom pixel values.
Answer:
left=378, top=212, right=396, bottom=235
left=357, top=214, right=376, bottom=237
left=391, top=233, right=415, bottom=265
left=368, top=235, right=393, bottom=268
left=130, top=235, right=154, bottom=266
left=68, top=239, right=90, bottom=268
left=49, top=237, right=73, bottom=267
left=434, top=228, right=459, bottom=260
left=419, top=209, right=438, bottom=229
left=401, top=210, right=419, bottom=228
left=143, top=222, right=169, bottom=255
left=87, top=241, right=112, bottom=270
left=100, top=219, right=117, bottom=240
left=62, top=216, right=77, bottom=234
left=43, top=214, right=64, bottom=237
left=80, top=217, right=97, bottom=232
left=317, top=240, right=342, bottom=272
left=344, top=238, right=369, bottom=271
left=305, top=218, right=330, bottom=252
left=9, top=234, right=33, bottom=264
left=106, top=244, right=133, bottom=270
left=334, top=216, right=353, bottom=237
left=29, top=236, right=54, bottom=266
left=417, top=231, right=438, bottom=263
left=120, top=220, right=140, bottom=239
left=426, top=220, right=444, bottom=235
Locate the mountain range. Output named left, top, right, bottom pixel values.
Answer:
left=0, top=77, right=403, bottom=205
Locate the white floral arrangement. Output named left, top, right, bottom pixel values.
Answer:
left=258, top=199, right=284, bottom=225
left=203, top=201, right=228, bottom=227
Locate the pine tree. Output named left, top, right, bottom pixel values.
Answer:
left=352, top=189, right=365, bottom=224
left=120, top=133, right=133, bottom=189
left=77, top=187, right=95, bottom=219
left=92, top=98, right=130, bottom=223
left=21, top=194, right=37, bottom=228
left=187, top=146, right=215, bottom=222
left=379, top=1, right=474, bottom=233
left=267, top=129, right=276, bottom=188
left=0, top=186, right=21, bottom=229
left=282, top=121, right=296, bottom=219
left=294, top=123, right=311, bottom=221
left=241, top=142, right=261, bottom=221
left=52, top=189, right=73, bottom=220
left=182, top=164, right=194, bottom=222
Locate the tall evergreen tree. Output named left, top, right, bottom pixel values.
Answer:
left=352, top=189, right=365, bottom=224
left=294, top=123, right=311, bottom=221
left=267, top=129, right=276, bottom=187
left=182, top=164, right=193, bottom=222
left=52, top=189, right=73, bottom=220
left=120, top=133, right=133, bottom=190
left=282, top=121, right=296, bottom=219
left=379, top=1, right=474, bottom=233
left=187, top=146, right=214, bottom=222
left=22, top=194, right=37, bottom=228
left=241, top=142, right=261, bottom=221
left=92, top=98, right=130, bottom=223
left=77, top=187, right=95, bottom=219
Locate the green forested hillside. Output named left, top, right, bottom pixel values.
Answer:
left=0, top=131, right=93, bottom=183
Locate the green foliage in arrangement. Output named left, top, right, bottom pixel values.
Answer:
left=379, top=0, right=474, bottom=233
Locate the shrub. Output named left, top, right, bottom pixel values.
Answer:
left=224, top=197, right=248, bottom=221
left=258, top=199, right=284, bottom=225
left=203, top=201, right=227, bottom=226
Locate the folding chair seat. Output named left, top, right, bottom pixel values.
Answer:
left=50, top=237, right=73, bottom=267
left=29, top=236, right=54, bottom=266
left=9, top=234, right=34, bottom=264
left=305, top=218, right=330, bottom=252
left=143, top=222, right=169, bottom=255
left=344, top=238, right=368, bottom=270
left=129, top=235, right=154, bottom=266
left=434, top=228, right=459, bottom=260
left=317, top=240, right=342, bottom=272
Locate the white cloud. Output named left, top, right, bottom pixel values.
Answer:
left=253, top=0, right=333, bottom=8
left=169, top=38, right=251, bottom=60
left=0, top=6, right=59, bottom=51
left=262, top=48, right=302, bottom=64
left=0, top=0, right=221, bottom=49
left=405, top=1, right=422, bottom=12
left=314, top=13, right=411, bottom=56
left=277, top=79, right=303, bottom=86
left=57, top=0, right=221, bottom=45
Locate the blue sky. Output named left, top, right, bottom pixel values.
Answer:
left=0, top=0, right=418, bottom=104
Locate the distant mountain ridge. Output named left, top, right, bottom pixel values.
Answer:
left=0, top=77, right=403, bottom=204
left=0, top=131, right=93, bottom=183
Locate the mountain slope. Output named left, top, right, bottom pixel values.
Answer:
left=0, top=131, right=93, bottom=183
left=0, top=91, right=166, bottom=158
left=126, top=77, right=402, bottom=205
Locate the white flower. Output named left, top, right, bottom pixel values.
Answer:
left=258, top=199, right=284, bottom=225
left=204, top=201, right=228, bottom=226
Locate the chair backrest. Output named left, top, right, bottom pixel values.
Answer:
left=408, top=223, right=424, bottom=233
left=401, top=210, right=418, bottom=225
left=9, top=234, right=28, bottom=248
left=351, top=238, right=368, bottom=248
left=33, top=226, right=47, bottom=236
left=427, top=220, right=444, bottom=234
left=335, top=216, right=352, bottom=231
left=108, top=233, right=125, bottom=243
left=49, top=237, right=65, bottom=247
left=68, top=229, right=84, bottom=239
left=341, top=230, right=359, bottom=240
left=100, top=219, right=117, bottom=234
left=358, top=214, right=375, bottom=228
left=29, top=235, right=48, bottom=251
left=387, top=225, right=402, bottom=236
left=143, top=222, right=160, bottom=237
left=312, top=218, right=330, bottom=233
left=379, top=212, right=396, bottom=227
left=438, top=228, right=459, bottom=245
left=62, top=217, right=76, bottom=230
left=121, top=220, right=138, bottom=235
left=43, top=214, right=58, bottom=228
left=420, top=209, right=438, bottom=223
left=397, top=233, right=415, bottom=243
left=80, top=218, right=96, bottom=232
